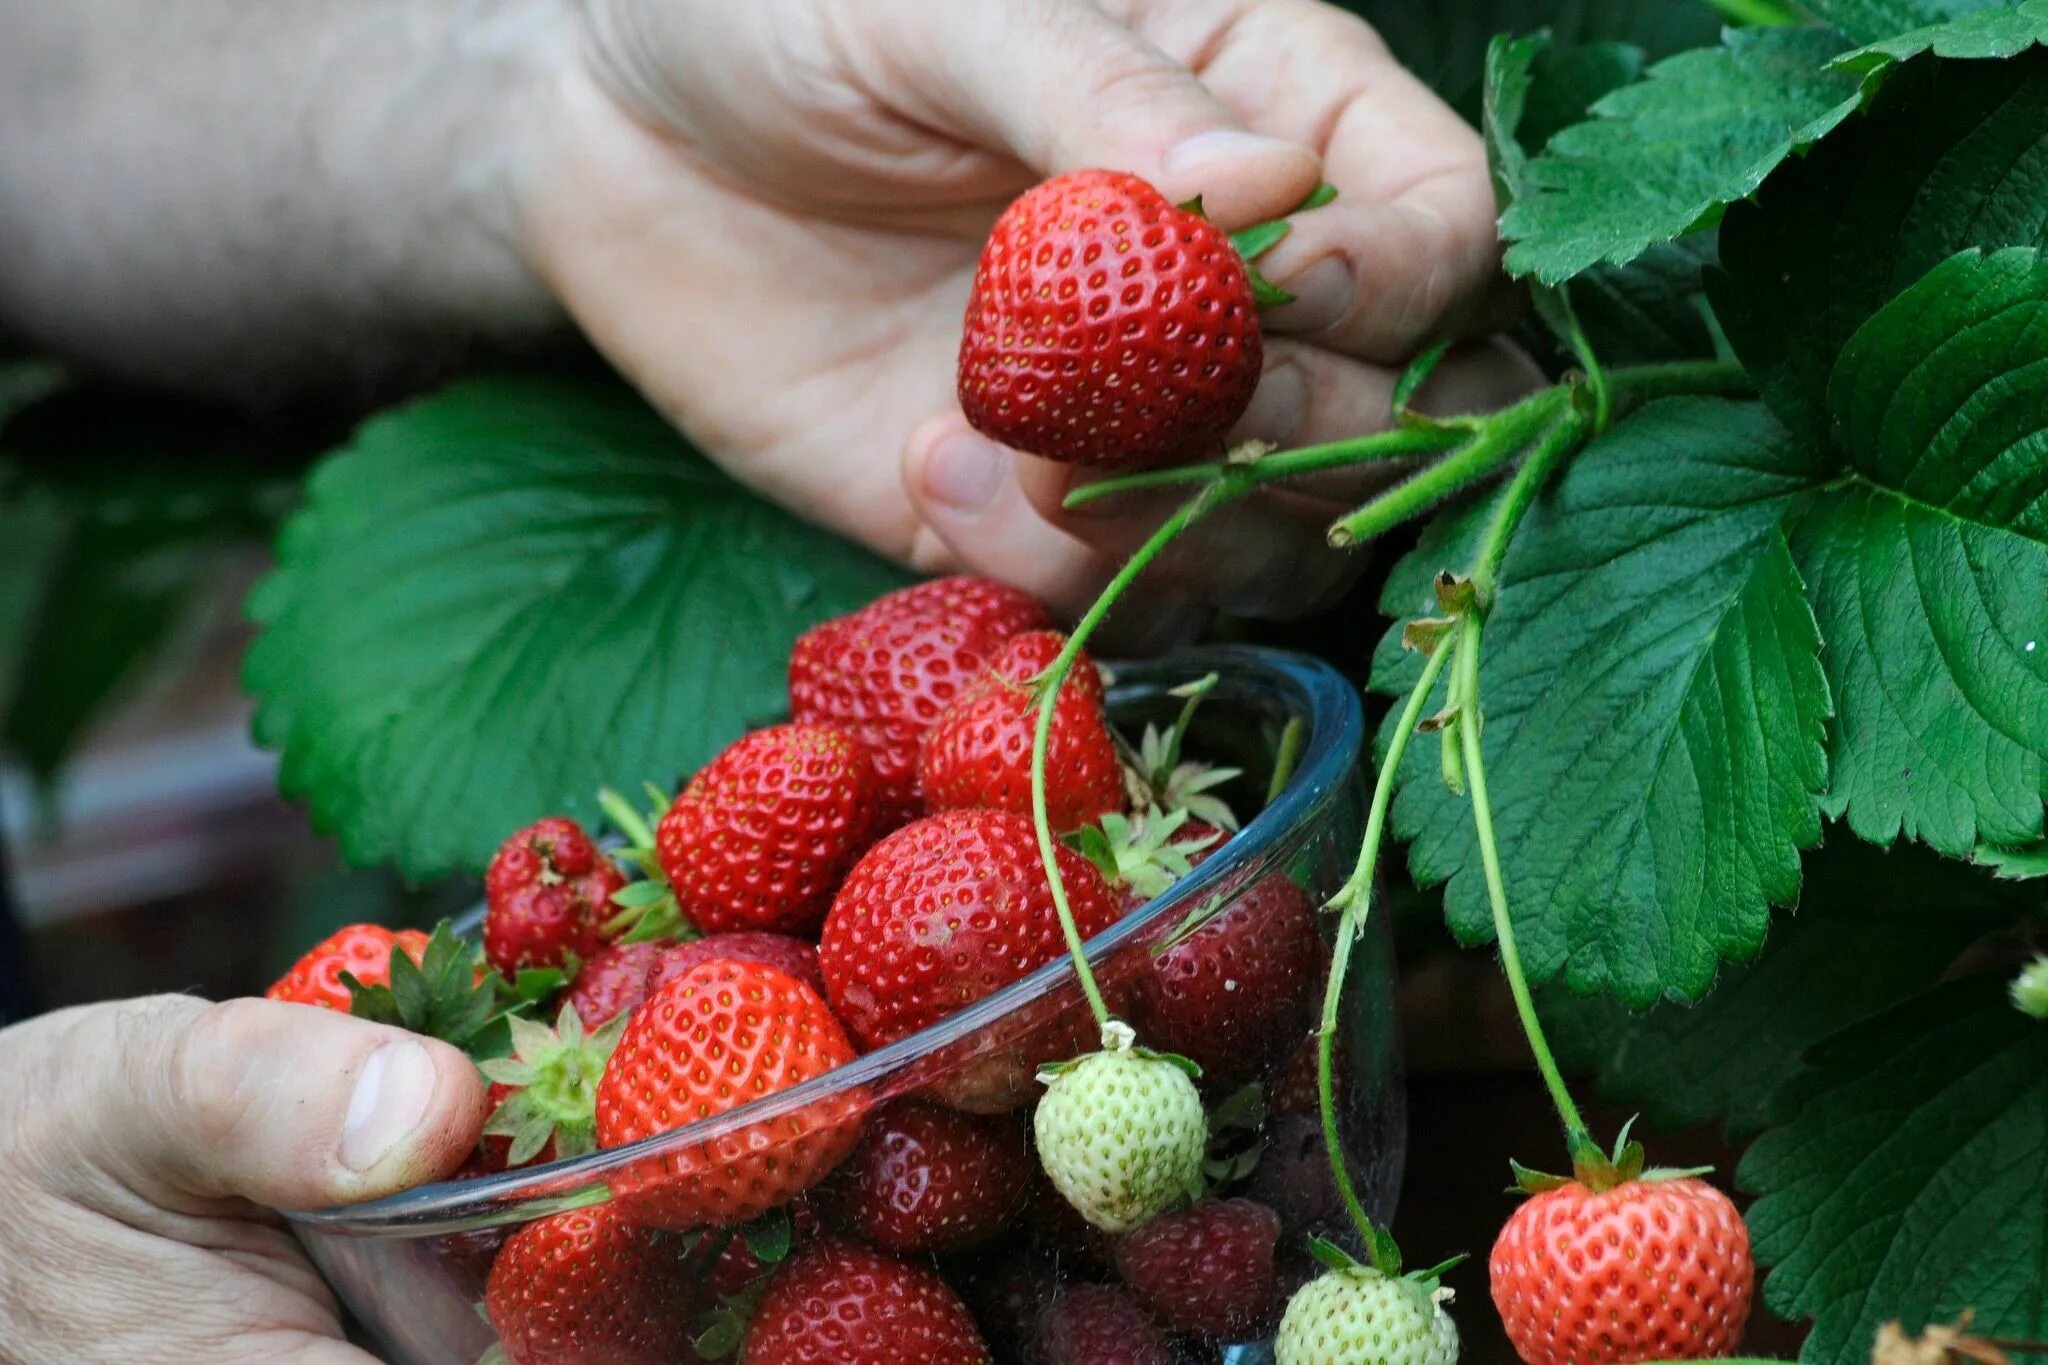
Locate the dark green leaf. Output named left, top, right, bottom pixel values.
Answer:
left=1484, top=31, right=1547, bottom=211
left=1542, top=837, right=2025, bottom=1137
left=1739, top=979, right=2048, bottom=1362
left=1569, top=235, right=1723, bottom=366
left=1501, top=27, right=1865, bottom=283
left=1803, top=0, right=2015, bottom=46
left=243, top=374, right=913, bottom=879
left=1520, top=41, right=1647, bottom=151
left=1834, top=0, right=2048, bottom=85
left=1375, top=399, right=1832, bottom=1005
left=1976, top=841, right=2048, bottom=879
left=1711, top=54, right=2048, bottom=441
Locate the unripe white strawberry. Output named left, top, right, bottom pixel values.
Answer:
left=1032, top=1020, right=1206, bottom=1232
left=1275, top=1264, right=1460, bottom=1365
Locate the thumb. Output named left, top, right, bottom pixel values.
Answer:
left=78, top=995, right=486, bottom=1211
left=892, top=1, right=1322, bottom=225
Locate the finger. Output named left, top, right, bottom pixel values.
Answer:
left=75, top=996, right=486, bottom=1212
left=879, top=0, right=1323, bottom=226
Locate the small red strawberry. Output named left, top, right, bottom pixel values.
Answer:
left=744, top=1239, right=992, bottom=1364
left=1112, top=1197, right=1283, bottom=1339
left=594, top=960, right=864, bottom=1228
left=646, top=931, right=826, bottom=1001
left=820, top=809, right=1122, bottom=1052
left=656, top=723, right=882, bottom=936
left=1036, top=1284, right=1174, bottom=1365
left=919, top=630, right=1125, bottom=833
left=1491, top=1173, right=1754, bottom=1365
left=484, top=816, right=626, bottom=976
left=484, top=1202, right=697, bottom=1365
left=958, top=169, right=1263, bottom=469
left=265, top=923, right=429, bottom=1011
left=789, top=577, right=1050, bottom=826
left=831, top=1099, right=1032, bottom=1253
left=559, top=939, right=666, bottom=1028
left=475, top=1004, right=627, bottom=1172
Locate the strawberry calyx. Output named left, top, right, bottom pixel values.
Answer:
left=478, top=1003, right=628, bottom=1167
left=1037, top=1018, right=1201, bottom=1082
left=689, top=1208, right=795, bottom=1359
left=597, top=784, right=699, bottom=944
left=1305, top=1230, right=1466, bottom=1295
left=343, top=920, right=556, bottom=1062
left=1202, top=1081, right=1268, bottom=1189
left=1069, top=805, right=1223, bottom=903
left=1184, top=180, right=1338, bottom=309
left=1511, top=1117, right=1714, bottom=1196
left=1120, top=673, right=1243, bottom=830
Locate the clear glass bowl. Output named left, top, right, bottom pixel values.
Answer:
left=287, top=645, right=1401, bottom=1364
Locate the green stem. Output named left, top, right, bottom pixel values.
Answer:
left=1317, top=634, right=1457, bottom=1250
left=1064, top=425, right=1463, bottom=509
left=1264, top=718, right=1306, bottom=809
left=1030, top=477, right=1251, bottom=1031
left=1607, top=360, right=1751, bottom=414
left=1702, top=0, right=1801, bottom=25
left=1326, top=390, right=1565, bottom=547
left=1470, top=410, right=1591, bottom=606
left=1453, top=615, right=1588, bottom=1145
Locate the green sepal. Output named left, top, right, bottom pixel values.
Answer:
left=1245, top=264, right=1296, bottom=309
left=1366, top=1223, right=1405, bottom=1278
left=1178, top=194, right=1206, bottom=217
left=1307, top=1235, right=1361, bottom=1272
left=1392, top=340, right=1452, bottom=421
left=475, top=1346, right=510, bottom=1365
left=598, top=782, right=698, bottom=943
left=609, top=880, right=671, bottom=909
left=1638, top=1164, right=1716, bottom=1183
left=1405, top=1252, right=1469, bottom=1290
left=343, top=921, right=504, bottom=1060
left=475, top=1004, right=628, bottom=1167
left=693, top=1313, right=744, bottom=1361
left=1229, top=220, right=1292, bottom=262
left=1508, top=1158, right=1573, bottom=1195
left=740, top=1207, right=792, bottom=1265
left=1132, top=1046, right=1203, bottom=1078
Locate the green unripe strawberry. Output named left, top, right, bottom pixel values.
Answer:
left=1275, top=1263, right=1460, bottom=1365
left=1032, top=1021, right=1206, bottom=1233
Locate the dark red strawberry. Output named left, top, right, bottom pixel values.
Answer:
left=1036, top=1284, right=1174, bottom=1365
left=594, top=960, right=864, bottom=1228
left=706, top=1196, right=824, bottom=1299
left=484, top=817, right=626, bottom=975
left=265, top=924, right=429, bottom=1011
left=820, top=809, right=1122, bottom=1052
left=483, top=1202, right=696, bottom=1365
left=1112, top=1197, right=1283, bottom=1339
left=958, top=169, right=1262, bottom=469
left=656, top=723, right=882, bottom=936
left=789, top=577, right=1050, bottom=826
left=920, top=630, right=1125, bottom=833
left=560, top=939, right=665, bottom=1028
left=832, top=1099, right=1032, bottom=1253
left=646, top=930, right=825, bottom=1001
left=743, top=1239, right=992, bottom=1363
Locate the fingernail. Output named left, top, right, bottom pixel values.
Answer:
left=923, top=435, right=1008, bottom=514
left=340, top=1040, right=435, bottom=1173
left=1266, top=256, right=1354, bottom=335
left=1163, top=128, right=1303, bottom=176
left=1233, top=362, right=1308, bottom=445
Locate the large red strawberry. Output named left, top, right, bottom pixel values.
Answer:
left=1491, top=1175, right=1754, bottom=1364
left=265, top=923, right=429, bottom=1011
left=831, top=1099, right=1032, bottom=1253
left=484, top=1202, right=697, bottom=1365
left=646, top=931, right=826, bottom=1001
left=1035, top=1284, right=1174, bottom=1365
left=744, top=1240, right=992, bottom=1364
left=820, top=809, right=1122, bottom=1053
left=656, top=723, right=881, bottom=936
left=559, top=939, right=666, bottom=1028
left=484, top=817, right=626, bottom=975
left=919, top=630, right=1125, bottom=833
left=958, top=169, right=1263, bottom=469
left=789, top=577, right=1050, bottom=826
left=1112, top=1197, right=1284, bottom=1339
left=594, top=960, right=864, bottom=1228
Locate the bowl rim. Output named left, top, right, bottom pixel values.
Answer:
left=286, top=643, right=1364, bottom=1236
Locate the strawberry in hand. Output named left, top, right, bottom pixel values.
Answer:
left=265, top=923, right=428, bottom=1012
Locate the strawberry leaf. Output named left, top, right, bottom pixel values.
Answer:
left=1832, top=0, right=2048, bottom=87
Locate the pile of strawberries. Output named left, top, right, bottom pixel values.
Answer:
left=267, top=575, right=1330, bottom=1364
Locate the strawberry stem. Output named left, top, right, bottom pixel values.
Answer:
left=1064, top=424, right=1464, bottom=508
left=1264, top=718, right=1306, bottom=808
left=1317, top=632, right=1457, bottom=1253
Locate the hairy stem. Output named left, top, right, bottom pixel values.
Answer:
left=1326, top=390, right=1565, bottom=547
left=1063, top=425, right=1463, bottom=509
left=1471, top=409, right=1591, bottom=605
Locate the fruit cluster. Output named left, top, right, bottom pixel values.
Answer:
left=266, top=574, right=1331, bottom=1364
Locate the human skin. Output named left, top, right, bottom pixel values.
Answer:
left=0, top=0, right=1534, bottom=640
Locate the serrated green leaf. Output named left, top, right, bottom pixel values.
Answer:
left=1835, top=0, right=2048, bottom=83
left=1375, top=399, right=1832, bottom=1005
left=1975, top=840, right=2048, bottom=879
left=1803, top=0, right=2016, bottom=47
left=1711, top=54, right=2048, bottom=442
left=1569, top=235, right=1723, bottom=366
left=1739, top=978, right=2048, bottom=1363
left=1795, top=248, right=2048, bottom=854
left=243, top=374, right=912, bottom=879
left=1484, top=31, right=1546, bottom=211
left=1501, top=27, right=1865, bottom=284
left=1520, top=40, right=1647, bottom=151
left=1542, top=838, right=2025, bottom=1137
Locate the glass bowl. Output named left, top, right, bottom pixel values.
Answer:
left=287, top=644, right=1401, bottom=1364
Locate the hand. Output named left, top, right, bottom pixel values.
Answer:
left=521, top=0, right=1539, bottom=640
left=0, top=995, right=484, bottom=1363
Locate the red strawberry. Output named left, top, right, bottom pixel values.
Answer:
left=265, top=924, right=429, bottom=1011
left=484, top=817, right=626, bottom=976
left=920, top=630, right=1125, bottom=833
left=560, top=939, right=665, bottom=1028
left=656, top=723, right=881, bottom=936
left=820, top=809, right=1122, bottom=1053
left=958, top=169, right=1262, bottom=469
left=1036, top=1284, right=1174, bottom=1365
left=789, top=577, right=1051, bottom=826
left=484, top=1202, right=696, bottom=1365
left=832, top=1099, right=1032, bottom=1253
left=1112, top=1197, right=1283, bottom=1339
left=744, top=1239, right=992, bottom=1364
left=594, top=960, right=864, bottom=1228
left=1135, top=870, right=1320, bottom=1088
left=1491, top=1176, right=1754, bottom=1364
left=647, top=930, right=826, bottom=1001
